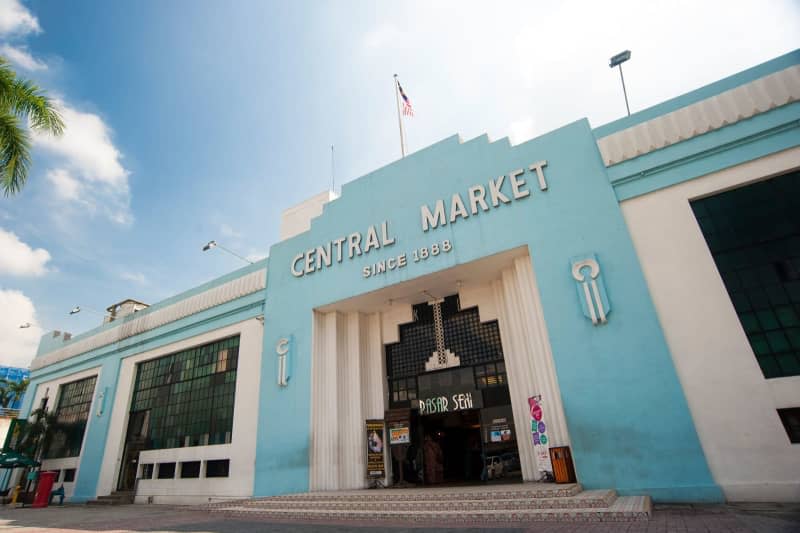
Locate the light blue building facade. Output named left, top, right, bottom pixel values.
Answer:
left=18, top=50, right=800, bottom=504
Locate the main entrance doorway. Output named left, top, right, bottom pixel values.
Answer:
left=420, top=409, right=482, bottom=483
left=385, top=294, right=522, bottom=486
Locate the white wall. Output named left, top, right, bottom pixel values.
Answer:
left=620, top=146, right=800, bottom=502
left=29, top=366, right=102, bottom=500
left=280, top=190, right=338, bottom=241
left=96, top=318, right=263, bottom=505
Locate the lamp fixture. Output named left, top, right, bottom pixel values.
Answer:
left=609, top=49, right=632, bottom=117
left=69, top=305, right=106, bottom=317
left=202, top=240, right=253, bottom=265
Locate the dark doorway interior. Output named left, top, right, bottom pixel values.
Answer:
left=420, top=410, right=483, bottom=483
left=117, top=410, right=149, bottom=491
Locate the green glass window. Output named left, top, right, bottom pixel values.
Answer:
left=127, top=336, right=239, bottom=450
left=474, top=362, right=507, bottom=389
left=44, top=375, right=97, bottom=459
left=691, top=171, right=800, bottom=378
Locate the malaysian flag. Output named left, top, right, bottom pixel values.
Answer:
left=397, top=80, right=414, bottom=117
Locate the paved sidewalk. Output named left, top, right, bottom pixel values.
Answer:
left=0, top=502, right=798, bottom=532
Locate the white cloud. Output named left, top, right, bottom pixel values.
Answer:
left=33, top=100, right=133, bottom=225
left=508, top=117, right=536, bottom=145
left=0, top=289, right=43, bottom=368
left=220, top=223, right=242, bottom=240
left=120, top=271, right=148, bottom=285
left=0, top=0, right=40, bottom=37
left=0, top=227, right=50, bottom=276
left=47, top=168, right=82, bottom=201
left=34, top=101, right=128, bottom=188
left=0, top=43, right=45, bottom=70
left=362, top=25, right=407, bottom=51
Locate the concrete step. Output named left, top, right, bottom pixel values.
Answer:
left=86, top=491, right=134, bottom=506
left=235, top=489, right=616, bottom=511
left=239, top=483, right=582, bottom=504
left=210, top=495, right=652, bottom=523
left=86, top=499, right=119, bottom=506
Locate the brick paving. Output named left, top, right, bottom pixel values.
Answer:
left=0, top=503, right=798, bottom=532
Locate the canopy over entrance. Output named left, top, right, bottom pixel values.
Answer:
left=0, top=450, right=40, bottom=469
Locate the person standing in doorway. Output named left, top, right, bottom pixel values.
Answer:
left=423, top=435, right=443, bottom=484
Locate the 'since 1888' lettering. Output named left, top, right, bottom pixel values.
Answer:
left=363, top=240, right=452, bottom=278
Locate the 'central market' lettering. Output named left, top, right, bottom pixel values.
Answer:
left=291, top=221, right=396, bottom=278
left=420, top=160, right=548, bottom=232
left=289, top=160, right=551, bottom=278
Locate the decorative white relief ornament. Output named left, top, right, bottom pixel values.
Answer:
left=276, top=337, right=291, bottom=386
left=570, top=255, right=611, bottom=325
left=424, top=299, right=460, bottom=371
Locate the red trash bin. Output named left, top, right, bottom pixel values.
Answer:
left=31, top=471, right=57, bottom=508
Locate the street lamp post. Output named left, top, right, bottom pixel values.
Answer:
left=609, top=50, right=632, bottom=117
left=202, top=240, right=254, bottom=265
left=69, top=305, right=106, bottom=317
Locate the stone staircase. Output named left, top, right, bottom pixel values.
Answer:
left=206, top=483, right=652, bottom=524
left=86, top=490, right=134, bottom=506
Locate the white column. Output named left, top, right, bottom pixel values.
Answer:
left=513, top=256, right=570, bottom=448
left=311, top=310, right=387, bottom=490
left=492, top=255, right=570, bottom=481
left=361, top=312, right=388, bottom=484
left=309, top=311, right=341, bottom=490
left=337, top=312, right=364, bottom=489
left=494, top=273, right=539, bottom=481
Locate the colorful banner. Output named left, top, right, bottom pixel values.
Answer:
left=366, top=419, right=386, bottom=478
left=389, top=425, right=410, bottom=445
left=528, top=396, right=552, bottom=471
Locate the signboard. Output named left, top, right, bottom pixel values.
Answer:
left=366, top=419, right=385, bottom=478
left=528, top=396, right=552, bottom=471
left=2, top=418, right=27, bottom=453
left=490, top=422, right=512, bottom=443
left=389, top=425, right=410, bottom=445
left=416, top=390, right=483, bottom=415
left=289, top=161, right=550, bottom=280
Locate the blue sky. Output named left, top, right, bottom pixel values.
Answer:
left=1, top=0, right=799, bottom=366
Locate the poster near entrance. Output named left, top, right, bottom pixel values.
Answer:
left=366, top=419, right=386, bottom=478
left=529, top=396, right=552, bottom=471
left=389, top=424, right=410, bottom=444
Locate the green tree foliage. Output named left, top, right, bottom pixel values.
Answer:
left=0, top=57, right=64, bottom=196
left=13, top=407, right=58, bottom=460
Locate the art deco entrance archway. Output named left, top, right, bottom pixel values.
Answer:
left=308, top=249, right=571, bottom=490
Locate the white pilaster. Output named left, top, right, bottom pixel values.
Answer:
left=311, top=310, right=387, bottom=490
left=338, top=312, right=364, bottom=489
left=309, top=312, right=341, bottom=490
left=492, top=255, right=570, bottom=481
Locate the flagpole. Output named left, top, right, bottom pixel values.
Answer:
left=393, top=74, right=406, bottom=158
